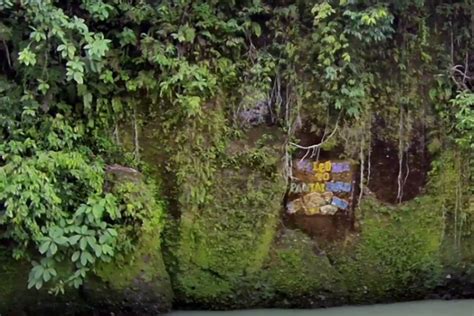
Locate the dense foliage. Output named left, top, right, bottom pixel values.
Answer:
left=0, top=0, right=472, bottom=302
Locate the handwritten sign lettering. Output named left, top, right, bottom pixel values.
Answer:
left=331, top=197, right=349, bottom=210
left=332, top=162, right=351, bottom=173
left=326, top=181, right=352, bottom=193
left=296, top=160, right=313, bottom=173
left=287, top=159, right=354, bottom=216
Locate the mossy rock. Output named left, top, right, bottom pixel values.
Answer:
left=84, top=165, right=173, bottom=314
left=0, top=167, right=173, bottom=315
left=171, top=165, right=287, bottom=305
left=158, top=110, right=448, bottom=308
left=85, top=229, right=173, bottom=314
left=259, top=229, right=343, bottom=307
left=226, top=194, right=446, bottom=308
left=165, top=193, right=447, bottom=308
left=332, top=196, right=445, bottom=303
left=161, top=119, right=287, bottom=306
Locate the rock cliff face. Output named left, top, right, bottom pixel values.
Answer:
left=1, top=111, right=473, bottom=315
left=0, top=1, right=472, bottom=314
left=0, top=107, right=472, bottom=315
left=152, top=116, right=472, bottom=310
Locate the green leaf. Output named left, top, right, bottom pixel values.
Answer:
left=0, top=22, right=12, bottom=41
left=73, top=72, right=84, bottom=84
left=72, top=251, right=80, bottom=262
left=184, top=26, right=196, bottom=42
left=49, top=226, right=63, bottom=239
left=18, top=48, right=37, bottom=66
left=83, top=93, right=93, bottom=111
left=119, top=27, right=137, bottom=46
left=69, top=235, right=81, bottom=245
left=86, top=236, right=96, bottom=249
left=102, top=244, right=113, bottom=256
left=33, top=265, right=44, bottom=280
left=80, top=251, right=89, bottom=266
left=43, top=269, right=51, bottom=282
left=85, top=34, right=111, bottom=59
left=111, top=98, right=122, bottom=113
left=39, top=241, right=51, bottom=254
left=85, top=251, right=94, bottom=264
left=27, top=279, right=36, bottom=290
left=55, top=236, right=69, bottom=246
left=252, top=22, right=262, bottom=37
left=35, top=280, right=43, bottom=290
left=37, top=80, right=50, bottom=95
left=80, top=237, right=88, bottom=250
left=73, top=278, right=83, bottom=288
left=49, top=242, right=58, bottom=255
left=99, top=234, right=108, bottom=244
left=92, top=203, right=103, bottom=219
left=94, top=244, right=102, bottom=257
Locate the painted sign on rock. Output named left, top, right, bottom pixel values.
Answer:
left=287, top=159, right=354, bottom=216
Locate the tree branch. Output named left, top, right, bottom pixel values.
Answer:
left=289, top=114, right=340, bottom=150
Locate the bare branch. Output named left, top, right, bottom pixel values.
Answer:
left=2, top=40, right=11, bottom=68
left=450, top=52, right=472, bottom=91
left=452, top=65, right=473, bottom=80
left=289, top=116, right=340, bottom=151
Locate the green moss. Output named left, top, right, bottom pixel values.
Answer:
left=161, top=112, right=450, bottom=307
left=215, top=195, right=442, bottom=308
left=91, top=176, right=173, bottom=312
left=331, top=196, right=444, bottom=302
left=95, top=230, right=171, bottom=292
left=252, top=152, right=465, bottom=306
left=249, top=209, right=280, bottom=273
left=138, top=98, right=469, bottom=308
left=228, top=192, right=444, bottom=307
left=157, top=106, right=288, bottom=305
left=92, top=227, right=173, bottom=312
left=172, top=168, right=286, bottom=303
left=431, top=152, right=474, bottom=279
left=264, top=230, right=340, bottom=296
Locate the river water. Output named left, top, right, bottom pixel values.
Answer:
left=168, top=300, right=474, bottom=316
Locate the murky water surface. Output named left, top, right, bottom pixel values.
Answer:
left=168, top=300, right=474, bottom=316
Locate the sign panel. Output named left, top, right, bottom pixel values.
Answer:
left=286, top=160, right=355, bottom=216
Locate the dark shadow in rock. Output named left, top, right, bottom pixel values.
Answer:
left=367, top=137, right=430, bottom=204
